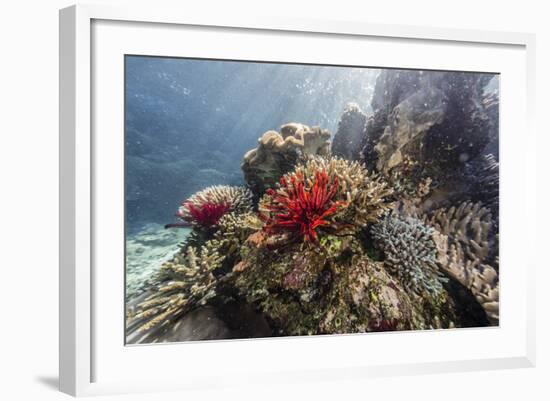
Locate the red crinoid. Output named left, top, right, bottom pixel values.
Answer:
left=261, top=169, right=348, bottom=243
left=178, top=201, right=230, bottom=228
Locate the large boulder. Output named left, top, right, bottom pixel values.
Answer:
left=331, top=103, right=367, bottom=160
left=360, top=70, right=496, bottom=178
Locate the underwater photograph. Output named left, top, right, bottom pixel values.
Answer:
left=124, top=55, right=499, bottom=344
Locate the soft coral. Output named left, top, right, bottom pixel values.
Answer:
left=260, top=169, right=347, bottom=243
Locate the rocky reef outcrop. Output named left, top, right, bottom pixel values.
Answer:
left=126, top=68, right=500, bottom=343
left=359, top=70, right=495, bottom=178
left=331, top=103, right=367, bottom=161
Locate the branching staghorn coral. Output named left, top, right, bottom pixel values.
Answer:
left=241, top=123, right=331, bottom=196
left=205, top=211, right=262, bottom=271
left=371, top=215, right=448, bottom=296
left=175, top=185, right=253, bottom=229
left=126, top=246, right=224, bottom=343
left=258, top=156, right=394, bottom=244
left=424, top=201, right=499, bottom=324
left=311, top=158, right=395, bottom=228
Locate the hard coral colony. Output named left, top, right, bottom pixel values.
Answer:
left=174, top=185, right=253, bottom=229
left=127, top=69, right=500, bottom=343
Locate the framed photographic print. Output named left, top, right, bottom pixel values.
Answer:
left=59, top=4, right=536, bottom=396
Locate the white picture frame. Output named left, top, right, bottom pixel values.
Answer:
left=59, top=3, right=536, bottom=397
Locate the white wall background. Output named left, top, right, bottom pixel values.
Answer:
left=0, top=0, right=547, bottom=399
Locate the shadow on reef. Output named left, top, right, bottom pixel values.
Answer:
left=126, top=69, right=499, bottom=344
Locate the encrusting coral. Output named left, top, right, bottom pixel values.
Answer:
left=231, top=227, right=459, bottom=335
left=126, top=246, right=224, bottom=343
left=174, top=185, right=253, bottom=229
left=231, top=232, right=419, bottom=335
left=241, top=123, right=331, bottom=196
left=371, top=215, right=448, bottom=296
left=424, top=202, right=499, bottom=324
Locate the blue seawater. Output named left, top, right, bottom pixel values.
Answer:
left=125, top=56, right=380, bottom=231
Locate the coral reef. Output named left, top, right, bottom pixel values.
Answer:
left=371, top=215, right=448, bottom=296
left=241, top=123, right=331, bottom=196
left=231, top=230, right=460, bottom=335
left=219, top=157, right=461, bottom=336
left=424, top=202, right=499, bottom=324
left=126, top=245, right=224, bottom=342
left=232, top=233, right=413, bottom=335
left=126, top=67, right=500, bottom=342
left=331, top=103, right=367, bottom=161
left=298, top=157, right=394, bottom=229
left=359, top=70, right=426, bottom=170
left=259, top=157, right=394, bottom=243
left=175, top=185, right=253, bottom=229
left=123, top=56, right=503, bottom=346
left=205, top=211, right=262, bottom=273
